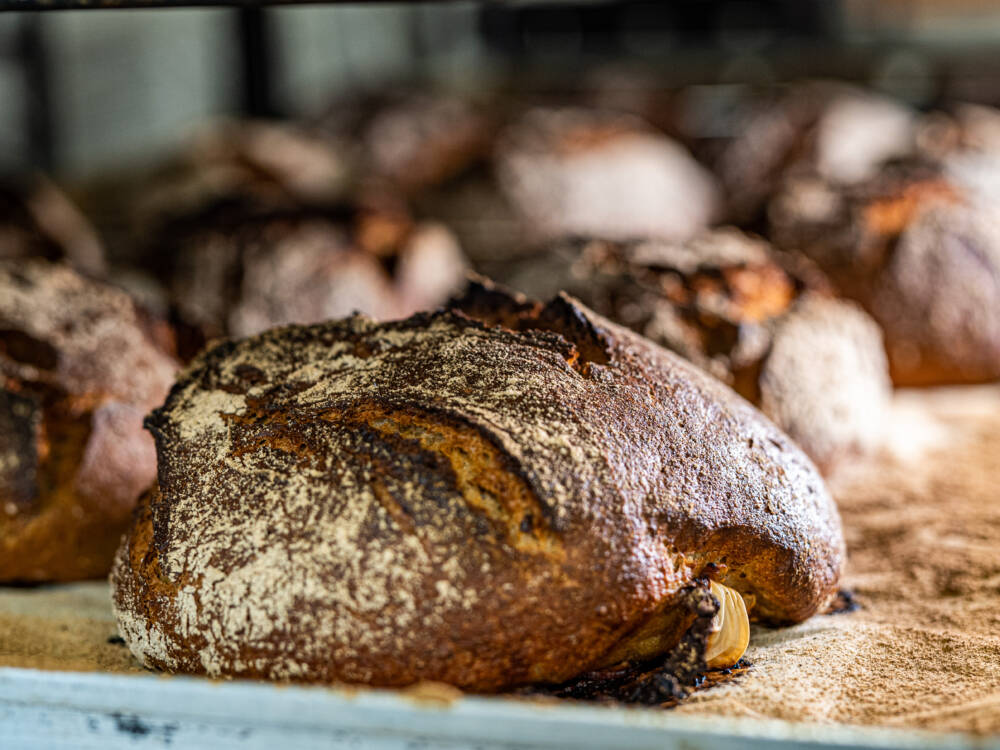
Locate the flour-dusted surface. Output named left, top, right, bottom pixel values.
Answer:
left=495, top=107, right=720, bottom=242
left=674, top=385, right=1000, bottom=735
left=3, top=386, right=999, bottom=736
left=0, top=260, right=175, bottom=408
left=0, top=259, right=178, bottom=581
left=111, top=285, right=841, bottom=692
left=759, top=294, right=891, bottom=473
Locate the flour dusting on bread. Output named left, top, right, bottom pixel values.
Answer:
left=112, top=283, right=842, bottom=690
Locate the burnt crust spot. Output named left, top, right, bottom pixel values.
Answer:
left=450, top=276, right=611, bottom=376
left=542, top=584, right=721, bottom=704
left=824, top=588, right=861, bottom=615
left=0, top=388, right=41, bottom=508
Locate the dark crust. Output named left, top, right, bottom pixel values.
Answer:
left=0, top=388, right=41, bottom=508
left=541, top=583, right=719, bottom=704
left=0, top=183, right=64, bottom=264
left=0, top=179, right=106, bottom=276
left=824, top=588, right=861, bottom=615
left=0, top=260, right=177, bottom=581
left=112, top=278, right=843, bottom=691
left=493, top=232, right=805, bottom=391
left=488, top=234, right=892, bottom=476
left=769, top=162, right=1000, bottom=386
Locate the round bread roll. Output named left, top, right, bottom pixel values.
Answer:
left=769, top=160, right=1000, bottom=386
left=0, top=178, right=105, bottom=277
left=701, top=82, right=916, bottom=224
left=112, top=280, right=843, bottom=691
left=495, top=107, right=720, bottom=242
left=495, top=231, right=890, bottom=474
left=166, top=203, right=467, bottom=350
left=0, top=260, right=177, bottom=581
left=360, top=93, right=494, bottom=194
left=418, top=105, right=720, bottom=267
left=313, top=90, right=493, bottom=196
left=136, top=119, right=350, bottom=228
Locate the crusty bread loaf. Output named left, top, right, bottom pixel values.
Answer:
left=136, top=120, right=349, bottom=228
left=705, top=82, right=915, bottom=224
left=769, top=161, right=1000, bottom=386
left=359, top=93, right=494, bottom=194
left=166, top=203, right=466, bottom=351
left=112, top=280, right=843, bottom=691
left=495, top=107, right=720, bottom=242
left=494, top=231, right=890, bottom=473
left=0, top=260, right=177, bottom=581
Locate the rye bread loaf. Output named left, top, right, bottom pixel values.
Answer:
left=769, top=160, right=1000, bottom=386
left=702, top=82, right=916, bottom=224
left=0, top=260, right=177, bottom=581
left=111, top=280, right=843, bottom=691
left=168, top=203, right=466, bottom=346
left=495, top=231, right=890, bottom=473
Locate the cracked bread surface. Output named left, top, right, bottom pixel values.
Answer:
left=111, top=281, right=843, bottom=691
left=494, top=231, right=890, bottom=473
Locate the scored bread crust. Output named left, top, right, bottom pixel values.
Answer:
left=112, top=281, right=843, bottom=691
left=493, top=232, right=890, bottom=474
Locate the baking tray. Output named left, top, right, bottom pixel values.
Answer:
left=2, top=665, right=997, bottom=750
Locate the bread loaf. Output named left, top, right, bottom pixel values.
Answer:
left=495, top=231, right=890, bottom=473
left=112, top=281, right=843, bottom=691
left=165, top=203, right=466, bottom=350
left=0, top=260, right=176, bottom=581
left=770, top=161, right=1000, bottom=386
left=496, top=107, right=720, bottom=242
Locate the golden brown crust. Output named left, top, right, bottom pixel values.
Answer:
left=0, top=260, right=177, bottom=581
left=112, top=280, right=842, bottom=691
